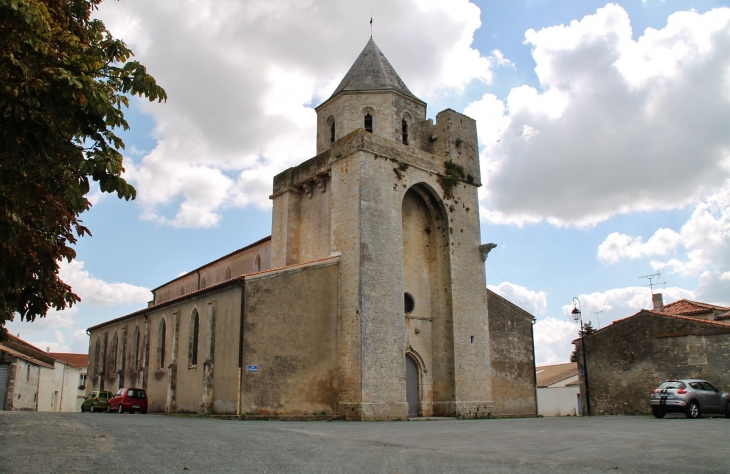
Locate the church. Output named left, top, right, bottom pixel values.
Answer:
left=87, top=38, right=537, bottom=420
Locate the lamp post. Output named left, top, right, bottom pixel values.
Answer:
left=571, top=297, right=591, bottom=416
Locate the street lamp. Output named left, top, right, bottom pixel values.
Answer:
left=571, top=297, right=591, bottom=416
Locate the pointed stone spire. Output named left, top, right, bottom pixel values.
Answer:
left=328, top=38, right=423, bottom=103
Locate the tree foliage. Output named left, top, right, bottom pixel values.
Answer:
left=570, top=322, right=596, bottom=362
left=0, top=0, right=166, bottom=338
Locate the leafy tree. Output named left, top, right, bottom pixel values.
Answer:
left=570, top=322, right=596, bottom=362
left=1, top=0, right=166, bottom=339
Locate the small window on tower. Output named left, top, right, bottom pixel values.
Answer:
left=364, top=113, right=373, bottom=133
left=330, top=121, right=336, bottom=143
left=402, top=118, right=408, bottom=145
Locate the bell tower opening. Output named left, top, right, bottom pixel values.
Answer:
left=364, top=113, right=373, bottom=133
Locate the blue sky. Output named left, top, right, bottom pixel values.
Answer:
left=8, top=0, right=730, bottom=364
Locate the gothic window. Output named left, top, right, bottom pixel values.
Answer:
left=364, top=113, right=373, bottom=133
left=94, top=337, right=101, bottom=375
left=132, top=326, right=140, bottom=370
left=189, top=310, right=200, bottom=366
left=254, top=254, right=261, bottom=272
left=330, top=120, right=336, bottom=143
left=402, top=118, right=408, bottom=145
left=158, top=319, right=167, bottom=370
left=26, top=364, right=31, bottom=381
left=110, top=332, right=118, bottom=372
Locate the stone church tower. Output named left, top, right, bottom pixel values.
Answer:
left=271, top=39, right=493, bottom=420
left=86, top=38, right=528, bottom=421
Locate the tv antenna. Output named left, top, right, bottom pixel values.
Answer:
left=639, top=271, right=666, bottom=294
left=590, top=310, right=603, bottom=329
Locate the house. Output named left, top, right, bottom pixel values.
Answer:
left=535, top=362, right=581, bottom=416
left=0, top=336, right=80, bottom=412
left=49, top=353, right=89, bottom=411
left=86, top=38, right=536, bottom=420
left=574, top=294, right=730, bottom=416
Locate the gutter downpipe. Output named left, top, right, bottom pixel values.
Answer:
left=531, top=317, right=539, bottom=417
left=237, top=278, right=245, bottom=417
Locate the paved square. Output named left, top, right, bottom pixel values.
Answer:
left=1, top=412, right=728, bottom=473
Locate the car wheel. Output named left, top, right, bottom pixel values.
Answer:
left=685, top=400, right=701, bottom=419
left=652, top=407, right=665, bottom=419
left=725, top=403, right=730, bottom=419
left=106, top=405, right=111, bottom=413
left=80, top=406, right=85, bottom=413
left=90, top=405, right=96, bottom=413
left=118, top=405, right=124, bottom=414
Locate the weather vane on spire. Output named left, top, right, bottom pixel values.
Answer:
left=370, top=17, right=373, bottom=38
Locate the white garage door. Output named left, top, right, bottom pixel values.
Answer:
left=0, top=363, right=9, bottom=410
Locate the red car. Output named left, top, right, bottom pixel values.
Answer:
left=108, top=388, right=148, bottom=414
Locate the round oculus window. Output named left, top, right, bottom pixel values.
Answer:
left=404, top=293, right=415, bottom=314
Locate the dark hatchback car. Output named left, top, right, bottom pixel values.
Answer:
left=108, top=388, right=148, bottom=414
left=81, top=390, right=114, bottom=412
left=651, top=379, right=730, bottom=418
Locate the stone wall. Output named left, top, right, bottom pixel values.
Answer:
left=88, top=282, right=243, bottom=414
left=576, top=311, right=730, bottom=415
left=0, top=355, right=41, bottom=411
left=487, top=290, right=537, bottom=417
left=240, top=257, right=339, bottom=416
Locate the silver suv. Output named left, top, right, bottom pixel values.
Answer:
left=651, top=379, right=730, bottom=419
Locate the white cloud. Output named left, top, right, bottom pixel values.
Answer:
left=467, top=5, right=730, bottom=227
left=596, top=180, right=730, bottom=305
left=59, top=260, right=151, bottom=307
left=597, top=228, right=681, bottom=263
left=534, top=283, right=695, bottom=365
left=561, top=285, right=695, bottom=328
left=488, top=281, right=548, bottom=315
left=96, top=0, right=494, bottom=228
left=534, top=317, right=578, bottom=365
left=26, top=340, right=71, bottom=354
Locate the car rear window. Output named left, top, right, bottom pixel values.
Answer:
left=127, top=389, right=146, bottom=399
left=99, top=393, right=108, bottom=399
left=657, top=381, right=686, bottom=390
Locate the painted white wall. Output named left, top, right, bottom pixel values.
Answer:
left=537, top=387, right=581, bottom=416
left=37, top=363, right=80, bottom=412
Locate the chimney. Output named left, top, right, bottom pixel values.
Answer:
left=652, top=293, right=664, bottom=312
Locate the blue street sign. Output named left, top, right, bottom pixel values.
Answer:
left=248, top=365, right=258, bottom=372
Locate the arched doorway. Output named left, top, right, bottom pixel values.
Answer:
left=405, top=354, right=419, bottom=417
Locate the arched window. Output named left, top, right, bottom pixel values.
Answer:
left=402, top=118, right=408, bottom=145
left=330, top=120, right=336, bottom=143
left=364, top=113, right=373, bottom=133
left=158, top=319, right=167, bottom=370
left=254, top=254, right=261, bottom=272
left=225, top=266, right=232, bottom=280
left=132, top=326, right=140, bottom=370
left=110, top=332, right=118, bottom=372
left=94, top=337, right=101, bottom=375
left=26, top=364, right=31, bottom=381
left=189, top=310, right=200, bottom=366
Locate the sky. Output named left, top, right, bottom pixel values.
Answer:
left=7, top=0, right=730, bottom=366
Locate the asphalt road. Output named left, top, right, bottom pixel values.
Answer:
left=1, top=411, right=728, bottom=473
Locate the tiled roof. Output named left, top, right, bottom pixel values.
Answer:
left=0, top=344, right=54, bottom=368
left=717, top=311, right=730, bottom=320
left=536, top=362, right=578, bottom=388
left=662, top=299, right=729, bottom=316
left=49, top=352, right=88, bottom=368
left=574, top=308, right=730, bottom=343
left=326, top=38, right=423, bottom=104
